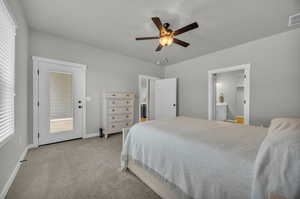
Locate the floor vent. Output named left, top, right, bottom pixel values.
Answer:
left=289, top=13, right=300, bottom=27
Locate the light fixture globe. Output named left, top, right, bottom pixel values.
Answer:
left=159, top=33, right=174, bottom=46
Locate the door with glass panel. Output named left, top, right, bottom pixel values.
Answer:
left=37, top=59, right=85, bottom=145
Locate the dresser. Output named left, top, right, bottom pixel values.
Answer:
left=103, top=92, right=135, bottom=138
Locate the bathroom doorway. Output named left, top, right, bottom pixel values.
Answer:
left=208, top=64, right=250, bottom=124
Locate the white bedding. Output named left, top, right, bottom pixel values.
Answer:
left=252, top=118, right=300, bottom=199
left=121, top=117, right=267, bottom=199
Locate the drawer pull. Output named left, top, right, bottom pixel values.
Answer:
left=126, top=123, right=129, bottom=126
left=112, top=94, right=116, bottom=96
left=112, top=109, right=115, bottom=112
left=126, top=115, right=129, bottom=118
left=112, top=125, right=115, bottom=128
left=112, top=116, right=115, bottom=119
left=112, top=101, right=115, bottom=104
left=126, top=101, right=129, bottom=104
left=126, top=108, right=129, bottom=111
left=126, top=94, right=130, bottom=97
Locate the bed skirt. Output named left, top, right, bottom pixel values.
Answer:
left=128, top=160, right=183, bottom=199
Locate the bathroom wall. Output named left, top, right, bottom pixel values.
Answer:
left=216, top=70, right=244, bottom=120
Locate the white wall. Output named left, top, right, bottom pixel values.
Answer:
left=165, top=28, right=300, bottom=126
left=28, top=30, right=164, bottom=141
left=0, top=0, right=29, bottom=195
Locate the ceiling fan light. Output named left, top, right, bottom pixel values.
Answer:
left=159, top=35, right=173, bottom=46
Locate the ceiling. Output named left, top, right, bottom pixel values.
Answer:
left=20, top=0, right=300, bottom=66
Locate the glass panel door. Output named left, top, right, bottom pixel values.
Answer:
left=38, top=60, right=84, bottom=145
left=49, top=72, right=73, bottom=133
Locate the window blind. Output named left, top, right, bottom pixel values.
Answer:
left=0, top=0, right=16, bottom=146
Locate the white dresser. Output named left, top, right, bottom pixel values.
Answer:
left=103, top=92, right=135, bottom=138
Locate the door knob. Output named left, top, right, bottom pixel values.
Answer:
left=78, top=100, right=82, bottom=104
left=78, top=105, right=82, bottom=109
left=173, top=104, right=176, bottom=107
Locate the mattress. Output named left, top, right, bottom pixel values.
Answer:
left=121, top=117, right=268, bottom=199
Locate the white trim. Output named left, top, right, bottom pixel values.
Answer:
left=0, top=145, right=31, bottom=199
left=32, top=58, right=39, bottom=147
left=1, top=0, right=17, bottom=31
left=138, top=75, right=160, bottom=80
left=82, top=67, right=87, bottom=139
left=32, top=56, right=87, bottom=70
left=138, top=75, right=160, bottom=122
left=208, top=64, right=251, bottom=124
left=32, top=56, right=87, bottom=146
left=83, top=133, right=99, bottom=138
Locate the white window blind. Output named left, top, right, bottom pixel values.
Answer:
left=0, top=0, right=16, bottom=147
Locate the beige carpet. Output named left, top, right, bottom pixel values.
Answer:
left=6, top=135, right=160, bottom=199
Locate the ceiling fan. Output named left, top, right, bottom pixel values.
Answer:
left=136, top=17, right=199, bottom=52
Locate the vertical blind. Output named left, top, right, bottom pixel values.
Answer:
left=0, top=0, right=16, bottom=145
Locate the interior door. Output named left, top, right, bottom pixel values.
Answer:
left=38, top=60, right=84, bottom=145
left=155, top=78, right=177, bottom=119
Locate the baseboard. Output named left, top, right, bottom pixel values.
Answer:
left=27, top=144, right=38, bottom=149
left=0, top=145, right=31, bottom=199
left=83, top=132, right=99, bottom=138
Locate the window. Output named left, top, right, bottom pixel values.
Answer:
left=0, top=0, right=16, bottom=148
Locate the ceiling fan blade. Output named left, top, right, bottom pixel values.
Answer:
left=152, top=17, right=163, bottom=31
left=155, top=44, right=163, bottom=52
left=173, top=38, right=190, bottom=47
left=174, top=22, right=199, bottom=36
left=136, top=36, right=159, bottom=40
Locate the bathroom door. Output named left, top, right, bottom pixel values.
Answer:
left=155, top=78, right=177, bottom=119
left=36, top=58, right=86, bottom=145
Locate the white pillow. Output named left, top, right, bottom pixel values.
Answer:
left=268, top=117, right=300, bottom=136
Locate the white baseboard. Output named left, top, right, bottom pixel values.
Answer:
left=83, top=132, right=99, bottom=138
left=27, top=144, right=38, bottom=149
left=0, top=145, right=31, bottom=199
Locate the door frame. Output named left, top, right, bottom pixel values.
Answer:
left=208, top=64, right=250, bottom=124
left=138, top=75, right=160, bottom=122
left=33, top=56, right=87, bottom=147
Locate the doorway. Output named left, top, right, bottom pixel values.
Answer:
left=208, top=64, right=250, bottom=124
left=138, top=75, right=177, bottom=121
left=33, top=57, right=86, bottom=146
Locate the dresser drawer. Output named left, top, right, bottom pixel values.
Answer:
left=109, top=121, right=133, bottom=131
left=108, top=107, right=131, bottom=114
left=108, top=99, right=133, bottom=107
left=104, top=92, right=134, bottom=99
left=109, top=114, right=133, bottom=122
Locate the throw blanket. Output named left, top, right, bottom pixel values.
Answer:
left=252, top=118, right=300, bottom=199
left=121, top=117, right=267, bottom=199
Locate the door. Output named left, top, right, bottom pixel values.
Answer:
left=37, top=59, right=85, bottom=145
left=155, top=78, right=177, bottom=119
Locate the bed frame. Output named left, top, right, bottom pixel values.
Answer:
left=128, top=160, right=180, bottom=199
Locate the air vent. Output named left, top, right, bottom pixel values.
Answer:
left=289, top=13, right=300, bottom=27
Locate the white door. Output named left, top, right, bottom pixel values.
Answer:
left=37, top=60, right=85, bottom=145
left=155, top=78, right=177, bottom=119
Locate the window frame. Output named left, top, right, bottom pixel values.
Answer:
left=0, top=0, right=17, bottom=149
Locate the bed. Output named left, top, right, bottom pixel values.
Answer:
left=121, top=117, right=300, bottom=199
